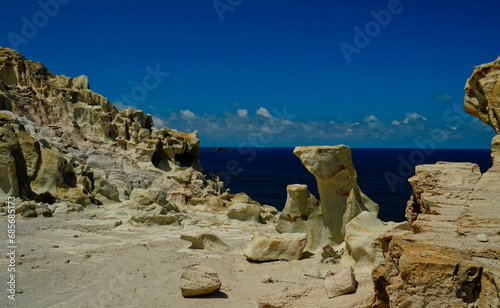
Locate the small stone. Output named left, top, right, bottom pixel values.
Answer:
left=114, top=221, right=123, bottom=227
left=85, top=254, right=91, bottom=258
left=73, top=235, right=79, bottom=238
left=476, top=234, right=489, bottom=242
left=324, top=266, right=358, bottom=299
left=65, top=260, right=70, bottom=263
left=261, top=275, right=276, bottom=283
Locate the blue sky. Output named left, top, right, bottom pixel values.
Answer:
left=1, top=0, right=499, bottom=147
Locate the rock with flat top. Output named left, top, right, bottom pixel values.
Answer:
left=244, top=233, right=307, bottom=261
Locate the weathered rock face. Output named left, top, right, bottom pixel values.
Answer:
left=292, top=146, right=379, bottom=244
left=345, top=212, right=409, bottom=265
left=0, top=47, right=224, bottom=211
left=373, top=162, right=500, bottom=307
left=464, top=55, right=500, bottom=132
left=405, top=162, right=481, bottom=229
left=0, top=110, right=114, bottom=205
left=180, top=264, right=222, bottom=297
left=243, top=233, right=308, bottom=262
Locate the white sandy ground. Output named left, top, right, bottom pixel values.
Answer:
left=0, top=205, right=375, bottom=308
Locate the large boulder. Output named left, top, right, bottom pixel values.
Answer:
left=293, top=146, right=379, bottom=244
left=464, top=55, right=500, bottom=132
left=243, top=233, right=307, bottom=261
left=180, top=264, right=222, bottom=297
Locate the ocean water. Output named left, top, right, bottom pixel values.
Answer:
left=199, top=147, right=492, bottom=222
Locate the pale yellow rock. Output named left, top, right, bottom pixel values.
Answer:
left=226, top=203, right=262, bottom=226
left=275, top=184, right=328, bottom=251
left=293, top=145, right=379, bottom=244
left=180, top=264, right=222, bottom=297
left=243, top=232, right=307, bottom=261
left=324, top=266, right=357, bottom=299
left=180, top=232, right=241, bottom=254
left=344, top=211, right=409, bottom=264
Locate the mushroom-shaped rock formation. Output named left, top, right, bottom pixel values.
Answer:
left=293, top=145, right=379, bottom=244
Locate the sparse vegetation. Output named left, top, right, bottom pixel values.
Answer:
left=321, top=244, right=343, bottom=264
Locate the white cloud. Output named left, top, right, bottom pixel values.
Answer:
left=156, top=109, right=487, bottom=146
left=237, top=109, right=248, bottom=117
left=364, top=115, right=378, bottom=122
left=180, top=109, right=196, bottom=120
left=152, top=116, right=164, bottom=129
left=403, top=112, right=427, bottom=124
left=256, top=107, right=273, bottom=118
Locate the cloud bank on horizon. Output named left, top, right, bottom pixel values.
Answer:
left=141, top=105, right=493, bottom=148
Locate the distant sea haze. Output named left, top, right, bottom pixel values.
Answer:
left=199, top=148, right=492, bottom=222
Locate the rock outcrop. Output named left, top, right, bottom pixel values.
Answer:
left=292, top=146, right=379, bottom=244
left=464, top=55, right=500, bottom=132
left=0, top=47, right=226, bottom=214
left=373, top=57, right=500, bottom=307
left=372, top=161, right=500, bottom=307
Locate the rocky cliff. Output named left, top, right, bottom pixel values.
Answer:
left=372, top=57, right=500, bottom=307
left=0, top=47, right=223, bottom=213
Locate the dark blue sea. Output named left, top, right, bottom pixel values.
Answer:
left=199, top=147, right=492, bottom=222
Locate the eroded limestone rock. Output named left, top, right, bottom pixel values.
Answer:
left=464, top=55, right=500, bottom=132
left=293, top=146, right=379, bottom=244
left=0, top=47, right=225, bottom=211
left=275, top=184, right=327, bottom=251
